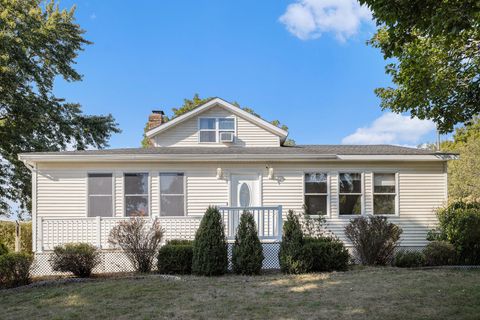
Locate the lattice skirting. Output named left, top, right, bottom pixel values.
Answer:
left=32, top=245, right=432, bottom=276
left=31, top=251, right=137, bottom=277
left=32, top=242, right=281, bottom=277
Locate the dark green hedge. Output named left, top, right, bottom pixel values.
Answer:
left=157, top=240, right=194, bottom=274
left=394, top=250, right=426, bottom=268
left=435, top=200, right=480, bottom=264
left=301, top=237, right=350, bottom=272
left=423, top=241, right=456, bottom=266
left=51, top=243, right=100, bottom=277
left=279, top=210, right=350, bottom=274
left=0, top=252, right=33, bottom=288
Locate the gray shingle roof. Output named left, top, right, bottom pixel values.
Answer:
left=20, top=145, right=452, bottom=156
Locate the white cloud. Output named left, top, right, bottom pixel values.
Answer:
left=90, top=13, right=97, bottom=20
left=341, top=113, right=436, bottom=146
left=279, top=0, right=372, bottom=42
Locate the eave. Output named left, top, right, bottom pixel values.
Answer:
left=18, top=153, right=457, bottom=164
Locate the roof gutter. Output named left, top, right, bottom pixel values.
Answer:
left=17, top=153, right=456, bottom=163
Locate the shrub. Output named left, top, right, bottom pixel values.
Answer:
left=301, top=237, right=350, bottom=272
left=279, top=210, right=306, bottom=274
left=344, top=216, right=402, bottom=265
left=109, top=217, right=164, bottom=273
left=0, top=243, right=9, bottom=256
left=192, top=206, right=228, bottom=276
left=0, top=253, right=33, bottom=288
left=394, top=250, right=426, bottom=268
left=157, top=240, right=193, bottom=274
left=300, top=208, right=327, bottom=238
left=423, top=241, right=456, bottom=266
left=435, top=200, right=480, bottom=264
left=51, top=243, right=100, bottom=277
left=167, top=239, right=193, bottom=246
left=232, top=211, right=264, bottom=275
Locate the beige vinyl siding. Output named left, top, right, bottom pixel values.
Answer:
left=262, top=170, right=303, bottom=212
left=153, top=106, right=280, bottom=147
left=35, top=161, right=447, bottom=248
left=150, top=172, right=160, bottom=216
left=37, top=170, right=86, bottom=217
left=187, top=171, right=229, bottom=216
left=114, top=172, right=123, bottom=217
left=364, top=171, right=373, bottom=214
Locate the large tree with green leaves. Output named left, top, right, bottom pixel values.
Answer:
left=0, top=0, right=119, bottom=217
left=142, top=94, right=295, bottom=147
left=441, top=117, right=480, bottom=199
left=361, top=0, right=480, bottom=133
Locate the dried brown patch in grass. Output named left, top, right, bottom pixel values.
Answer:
left=1, top=268, right=479, bottom=320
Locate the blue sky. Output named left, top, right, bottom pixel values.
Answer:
left=54, top=0, right=438, bottom=148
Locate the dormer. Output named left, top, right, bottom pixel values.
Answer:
left=145, top=98, right=288, bottom=147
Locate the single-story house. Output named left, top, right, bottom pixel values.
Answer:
left=19, top=98, right=456, bottom=273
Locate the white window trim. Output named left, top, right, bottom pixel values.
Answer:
left=159, top=172, right=187, bottom=217
left=123, top=172, right=150, bottom=217
left=372, top=172, right=400, bottom=216
left=198, top=117, right=236, bottom=144
left=86, top=172, right=115, bottom=217
left=338, top=172, right=364, bottom=217
left=303, top=171, right=330, bottom=217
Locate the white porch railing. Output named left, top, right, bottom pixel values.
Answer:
left=219, top=206, right=283, bottom=241
left=37, top=216, right=202, bottom=252
left=36, top=206, right=283, bottom=252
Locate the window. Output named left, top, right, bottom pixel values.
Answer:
left=124, top=173, right=149, bottom=216
left=199, top=118, right=216, bottom=142
left=199, top=117, right=235, bottom=143
left=339, top=173, right=362, bottom=215
left=239, top=182, right=251, bottom=207
left=88, top=173, right=113, bottom=217
left=373, top=173, right=397, bottom=215
left=304, top=173, right=328, bottom=215
left=160, top=173, right=185, bottom=216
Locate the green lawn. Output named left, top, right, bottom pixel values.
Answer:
left=1, top=267, right=480, bottom=320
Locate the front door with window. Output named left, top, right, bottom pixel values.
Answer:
left=231, top=174, right=260, bottom=207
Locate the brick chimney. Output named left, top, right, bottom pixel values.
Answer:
left=147, top=110, right=165, bottom=130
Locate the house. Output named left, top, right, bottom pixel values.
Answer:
left=19, top=98, right=456, bottom=274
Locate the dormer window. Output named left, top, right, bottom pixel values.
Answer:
left=199, top=117, right=235, bottom=143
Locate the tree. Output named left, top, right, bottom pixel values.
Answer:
left=278, top=210, right=305, bottom=274
left=441, top=117, right=480, bottom=199
left=361, top=0, right=480, bottom=133
left=141, top=94, right=295, bottom=146
left=232, top=211, right=264, bottom=275
left=191, top=206, right=228, bottom=276
left=0, top=0, right=119, bottom=216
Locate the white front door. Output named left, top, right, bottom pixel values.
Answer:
left=231, top=174, right=260, bottom=207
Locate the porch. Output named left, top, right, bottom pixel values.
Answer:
left=35, top=206, right=282, bottom=252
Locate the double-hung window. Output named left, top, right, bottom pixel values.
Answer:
left=199, top=118, right=216, bottom=142
left=218, top=118, right=235, bottom=140
left=199, top=117, right=235, bottom=143
left=339, top=173, right=362, bottom=215
left=160, top=173, right=185, bottom=216
left=304, top=173, right=328, bottom=215
left=124, top=173, right=149, bottom=216
left=88, top=173, right=113, bottom=217
left=373, top=173, right=397, bottom=215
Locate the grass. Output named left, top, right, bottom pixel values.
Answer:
left=1, top=267, right=480, bottom=319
